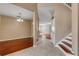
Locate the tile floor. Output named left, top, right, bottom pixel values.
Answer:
left=6, top=39, right=65, bottom=56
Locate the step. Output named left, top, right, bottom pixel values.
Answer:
left=62, top=41, right=72, bottom=48
left=66, top=36, right=72, bottom=39
left=60, top=43, right=72, bottom=51
left=62, top=39, right=72, bottom=44
left=58, top=44, right=74, bottom=55
left=65, top=38, right=72, bottom=42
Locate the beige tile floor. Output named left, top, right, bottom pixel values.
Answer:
left=6, top=39, right=65, bottom=56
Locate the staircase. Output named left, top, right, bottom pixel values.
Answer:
left=55, top=33, right=74, bottom=56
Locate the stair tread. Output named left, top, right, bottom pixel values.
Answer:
left=62, top=41, right=72, bottom=48
left=62, top=40, right=72, bottom=44
left=59, top=44, right=74, bottom=55
left=65, top=38, right=72, bottom=41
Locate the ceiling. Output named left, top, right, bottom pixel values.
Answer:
left=0, top=3, right=54, bottom=22
left=0, top=3, right=33, bottom=20
left=13, top=3, right=37, bottom=11
left=38, top=7, right=54, bottom=24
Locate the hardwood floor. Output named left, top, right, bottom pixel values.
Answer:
left=0, top=37, right=33, bottom=56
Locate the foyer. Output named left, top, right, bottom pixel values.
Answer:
left=0, top=3, right=78, bottom=56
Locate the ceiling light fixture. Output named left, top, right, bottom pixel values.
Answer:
left=17, top=13, right=23, bottom=22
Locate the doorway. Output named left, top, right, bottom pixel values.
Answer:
left=37, top=7, right=55, bottom=46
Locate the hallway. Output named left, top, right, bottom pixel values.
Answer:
left=7, top=39, right=65, bottom=56
left=0, top=3, right=75, bottom=56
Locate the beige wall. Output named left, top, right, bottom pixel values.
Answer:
left=0, top=16, right=1, bottom=26
left=0, top=16, right=1, bottom=22
left=0, top=16, right=32, bottom=41
left=0, top=16, right=1, bottom=38
left=38, top=3, right=72, bottom=44
left=30, top=20, right=33, bottom=36
left=72, top=4, right=79, bottom=56
left=54, top=4, right=72, bottom=43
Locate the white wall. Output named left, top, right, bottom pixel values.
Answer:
left=39, top=24, right=51, bottom=33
